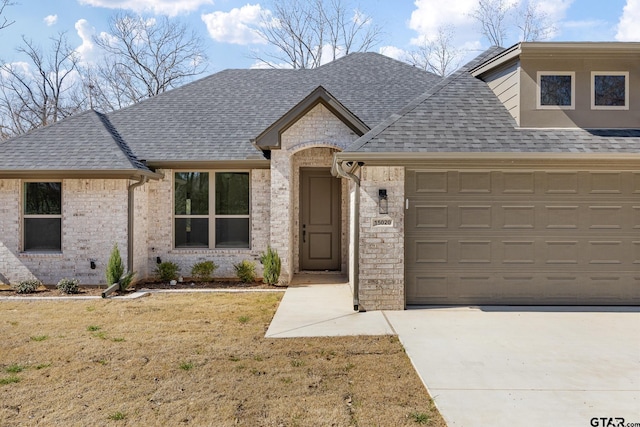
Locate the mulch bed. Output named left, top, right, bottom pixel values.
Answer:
left=0, top=280, right=284, bottom=297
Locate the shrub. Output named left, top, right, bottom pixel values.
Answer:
left=155, top=261, right=180, bottom=282
left=234, top=260, right=256, bottom=284
left=191, top=261, right=217, bottom=282
left=105, top=244, right=124, bottom=286
left=260, top=246, right=281, bottom=285
left=56, top=278, right=79, bottom=294
left=13, top=279, right=41, bottom=294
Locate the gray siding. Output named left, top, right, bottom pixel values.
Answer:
left=484, top=61, right=520, bottom=125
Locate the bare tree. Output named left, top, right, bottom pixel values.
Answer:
left=253, top=0, right=382, bottom=69
left=471, top=0, right=555, bottom=47
left=407, top=26, right=463, bottom=77
left=0, top=33, right=84, bottom=139
left=517, top=0, right=555, bottom=42
left=471, top=0, right=513, bottom=47
left=92, top=12, right=208, bottom=109
left=0, top=0, right=14, bottom=31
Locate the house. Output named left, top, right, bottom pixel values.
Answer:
left=1, top=42, right=638, bottom=309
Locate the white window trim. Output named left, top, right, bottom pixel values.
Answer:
left=591, top=71, right=629, bottom=110
left=22, top=180, right=63, bottom=253
left=537, top=71, right=575, bottom=110
left=173, top=170, right=251, bottom=250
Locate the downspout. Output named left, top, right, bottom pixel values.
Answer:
left=334, top=160, right=362, bottom=312
left=103, top=176, right=148, bottom=299
left=127, top=176, right=148, bottom=273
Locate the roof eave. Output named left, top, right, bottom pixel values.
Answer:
left=0, top=169, right=164, bottom=180
left=470, top=43, right=522, bottom=77
left=333, top=151, right=640, bottom=171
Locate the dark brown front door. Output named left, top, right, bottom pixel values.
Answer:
left=300, top=168, right=341, bottom=270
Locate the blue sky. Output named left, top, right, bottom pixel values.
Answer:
left=0, top=0, right=638, bottom=72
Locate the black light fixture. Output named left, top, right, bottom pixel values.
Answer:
left=156, top=256, right=162, bottom=264
left=90, top=260, right=96, bottom=270
left=378, top=189, right=388, bottom=215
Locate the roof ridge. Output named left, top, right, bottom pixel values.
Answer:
left=93, top=110, right=150, bottom=172
left=346, top=66, right=468, bottom=152
left=345, top=47, right=508, bottom=153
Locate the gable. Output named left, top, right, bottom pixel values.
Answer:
left=253, top=86, right=368, bottom=151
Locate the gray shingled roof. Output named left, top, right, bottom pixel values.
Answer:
left=0, top=109, right=154, bottom=175
left=347, top=47, right=640, bottom=154
left=105, top=52, right=441, bottom=163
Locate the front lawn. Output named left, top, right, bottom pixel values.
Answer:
left=0, top=293, right=445, bottom=426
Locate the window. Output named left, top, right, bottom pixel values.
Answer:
left=592, top=72, right=629, bottom=110
left=23, top=182, right=62, bottom=251
left=537, top=72, right=575, bottom=109
left=174, top=172, right=250, bottom=249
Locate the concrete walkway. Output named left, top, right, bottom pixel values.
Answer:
left=265, top=275, right=394, bottom=337
left=267, top=278, right=640, bottom=427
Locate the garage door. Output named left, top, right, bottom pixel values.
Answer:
left=405, top=170, right=640, bottom=305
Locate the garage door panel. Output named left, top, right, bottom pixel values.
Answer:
left=406, top=170, right=638, bottom=305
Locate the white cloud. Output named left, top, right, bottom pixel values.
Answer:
left=44, top=14, right=58, bottom=26
left=409, top=0, right=477, bottom=41
left=379, top=45, right=407, bottom=61
left=74, top=19, right=97, bottom=64
left=77, top=0, right=213, bottom=17
left=201, top=4, right=266, bottom=45
left=616, top=0, right=640, bottom=41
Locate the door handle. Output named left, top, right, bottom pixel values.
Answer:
left=302, top=224, right=306, bottom=243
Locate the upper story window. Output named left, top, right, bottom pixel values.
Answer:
left=23, top=182, right=62, bottom=252
left=592, top=72, right=629, bottom=110
left=174, top=171, right=250, bottom=249
left=537, top=72, right=575, bottom=109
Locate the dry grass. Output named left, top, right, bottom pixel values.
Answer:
left=0, top=293, right=445, bottom=426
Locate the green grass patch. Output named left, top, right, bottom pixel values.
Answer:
left=238, top=315, right=250, bottom=323
left=30, top=335, right=48, bottom=342
left=87, top=325, right=101, bottom=331
left=179, top=362, right=194, bottom=371
left=108, top=411, right=126, bottom=421
left=5, top=364, right=24, bottom=374
left=35, top=363, right=52, bottom=370
left=0, top=376, right=21, bottom=385
left=409, top=411, right=431, bottom=424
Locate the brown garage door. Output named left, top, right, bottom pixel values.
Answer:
left=405, top=170, right=640, bottom=305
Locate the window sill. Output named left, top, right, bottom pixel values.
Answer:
left=20, top=251, right=63, bottom=257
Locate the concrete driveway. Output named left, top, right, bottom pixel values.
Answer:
left=386, top=306, right=640, bottom=427
left=267, top=280, right=640, bottom=426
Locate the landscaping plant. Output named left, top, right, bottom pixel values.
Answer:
left=155, top=261, right=180, bottom=282
left=234, top=260, right=256, bottom=283
left=191, top=261, right=217, bottom=282
left=56, top=278, right=79, bottom=294
left=105, top=244, right=124, bottom=286
left=260, top=246, right=281, bottom=285
left=13, top=279, right=41, bottom=294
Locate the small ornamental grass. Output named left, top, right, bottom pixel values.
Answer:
left=12, top=279, right=41, bottom=294
left=191, top=261, right=217, bottom=282
left=234, top=260, right=256, bottom=284
left=56, top=278, right=79, bottom=294
left=260, top=246, right=281, bottom=285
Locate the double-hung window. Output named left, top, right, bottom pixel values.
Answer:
left=23, top=182, right=62, bottom=252
left=592, top=72, right=628, bottom=110
left=174, top=172, right=250, bottom=249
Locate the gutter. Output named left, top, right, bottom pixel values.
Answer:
left=333, top=160, right=363, bottom=312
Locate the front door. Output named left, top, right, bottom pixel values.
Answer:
left=300, top=168, right=341, bottom=270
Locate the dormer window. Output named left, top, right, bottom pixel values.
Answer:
left=592, top=72, right=628, bottom=110
left=537, top=72, right=575, bottom=109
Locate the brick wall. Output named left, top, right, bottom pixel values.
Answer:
left=0, top=179, right=129, bottom=285
left=358, top=167, right=405, bottom=310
